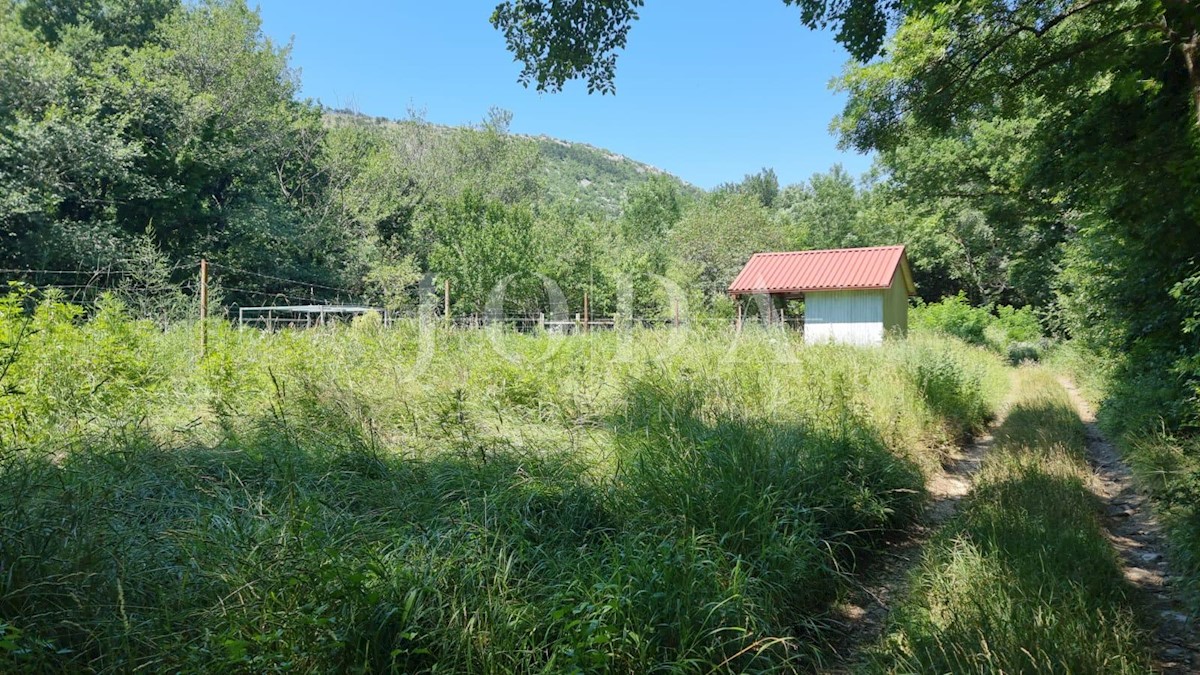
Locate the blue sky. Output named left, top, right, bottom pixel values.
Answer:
left=252, top=1, right=874, bottom=190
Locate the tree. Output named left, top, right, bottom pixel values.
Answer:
left=427, top=192, right=541, bottom=314
left=669, top=193, right=786, bottom=305
left=776, top=165, right=860, bottom=249
left=833, top=0, right=1200, bottom=425
left=18, top=0, right=175, bottom=47
left=621, top=174, right=683, bottom=241
left=717, top=168, right=780, bottom=209
left=0, top=0, right=367, bottom=301
left=490, top=0, right=898, bottom=93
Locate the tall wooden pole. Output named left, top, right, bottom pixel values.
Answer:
left=583, top=292, right=589, bottom=333
left=199, top=259, right=208, bottom=358
left=443, top=279, right=450, bottom=324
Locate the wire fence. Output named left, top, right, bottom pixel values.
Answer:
left=0, top=261, right=803, bottom=334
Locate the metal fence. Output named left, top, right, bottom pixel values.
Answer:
left=1, top=262, right=806, bottom=335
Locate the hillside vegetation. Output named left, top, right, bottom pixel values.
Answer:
left=326, top=109, right=701, bottom=216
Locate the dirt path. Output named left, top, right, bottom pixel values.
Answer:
left=1059, top=378, right=1200, bottom=674
left=824, top=425, right=997, bottom=671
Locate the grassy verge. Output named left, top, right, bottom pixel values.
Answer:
left=868, top=369, right=1151, bottom=673
left=0, top=293, right=1007, bottom=671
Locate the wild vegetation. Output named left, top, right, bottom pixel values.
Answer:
left=493, top=0, right=1200, bottom=619
left=0, top=0, right=1057, bottom=323
left=868, top=369, right=1151, bottom=673
left=4, top=0, right=1200, bottom=669
left=0, top=292, right=1006, bottom=671
left=1053, top=346, right=1200, bottom=613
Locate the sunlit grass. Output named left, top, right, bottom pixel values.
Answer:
left=0, top=294, right=1008, bottom=671
left=868, top=369, right=1151, bottom=673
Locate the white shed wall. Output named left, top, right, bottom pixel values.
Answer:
left=804, top=290, right=885, bottom=345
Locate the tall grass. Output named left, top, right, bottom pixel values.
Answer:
left=0, top=294, right=1006, bottom=671
left=868, top=369, right=1151, bottom=673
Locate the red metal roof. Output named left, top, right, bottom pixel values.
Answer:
left=728, top=245, right=915, bottom=296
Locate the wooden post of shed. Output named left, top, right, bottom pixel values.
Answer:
left=736, top=298, right=743, bottom=333
left=199, top=259, right=208, bottom=358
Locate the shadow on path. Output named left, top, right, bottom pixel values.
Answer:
left=1060, top=378, right=1200, bottom=674
left=824, top=421, right=999, bottom=671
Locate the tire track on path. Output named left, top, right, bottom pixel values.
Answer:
left=1060, top=378, right=1200, bottom=674
left=824, top=400, right=1004, bottom=671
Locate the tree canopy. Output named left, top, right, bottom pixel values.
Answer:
left=490, top=0, right=903, bottom=93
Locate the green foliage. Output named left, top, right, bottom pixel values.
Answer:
left=988, top=304, right=1042, bottom=345
left=0, top=292, right=175, bottom=447
left=903, top=339, right=992, bottom=441
left=18, top=0, right=174, bottom=47
left=716, top=167, right=780, bottom=208
left=427, top=192, right=539, bottom=314
left=620, top=173, right=685, bottom=240
left=489, top=0, right=902, bottom=95
left=669, top=192, right=785, bottom=305
left=869, top=371, right=1151, bottom=673
left=913, top=294, right=1045, bottom=362
left=1122, top=432, right=1200, bottom=610
left=532, top=134, right=699, bottom=215
left=490, top=0, right=645, bottom=94
left=1052, top=344, right=1200, bottom=610
left=114, top=232, right=195, bottom=327
left=832, top=0, right=1200, bottom=433
left=0, top=0, right=352, bottom=298
left=911, top=293, right=993, bottom=345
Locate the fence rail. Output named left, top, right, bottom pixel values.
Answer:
left=1, top=263, right=807, bottom=337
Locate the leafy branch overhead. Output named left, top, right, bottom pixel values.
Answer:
left=489, top=0, right=896, bottom=94
left=490, top=0, right=646, bottom=94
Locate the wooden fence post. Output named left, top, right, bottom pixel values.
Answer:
left=199, top=259, right=208, bottom=358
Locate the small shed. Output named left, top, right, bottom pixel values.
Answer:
left=728, top=245, right=916, bottom=345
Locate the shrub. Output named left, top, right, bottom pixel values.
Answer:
left=1006, top=341, right=1042, bottom=364
left=911, top=293, right=994, bottom=345
left=902, top=340, right=994, bottom=440
left=914, top=294, right=1047, bottom=359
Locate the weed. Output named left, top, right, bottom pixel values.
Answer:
left=0, top=292, right=1008, bottom=671
left=868, top=370, right=1152, bottom=673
